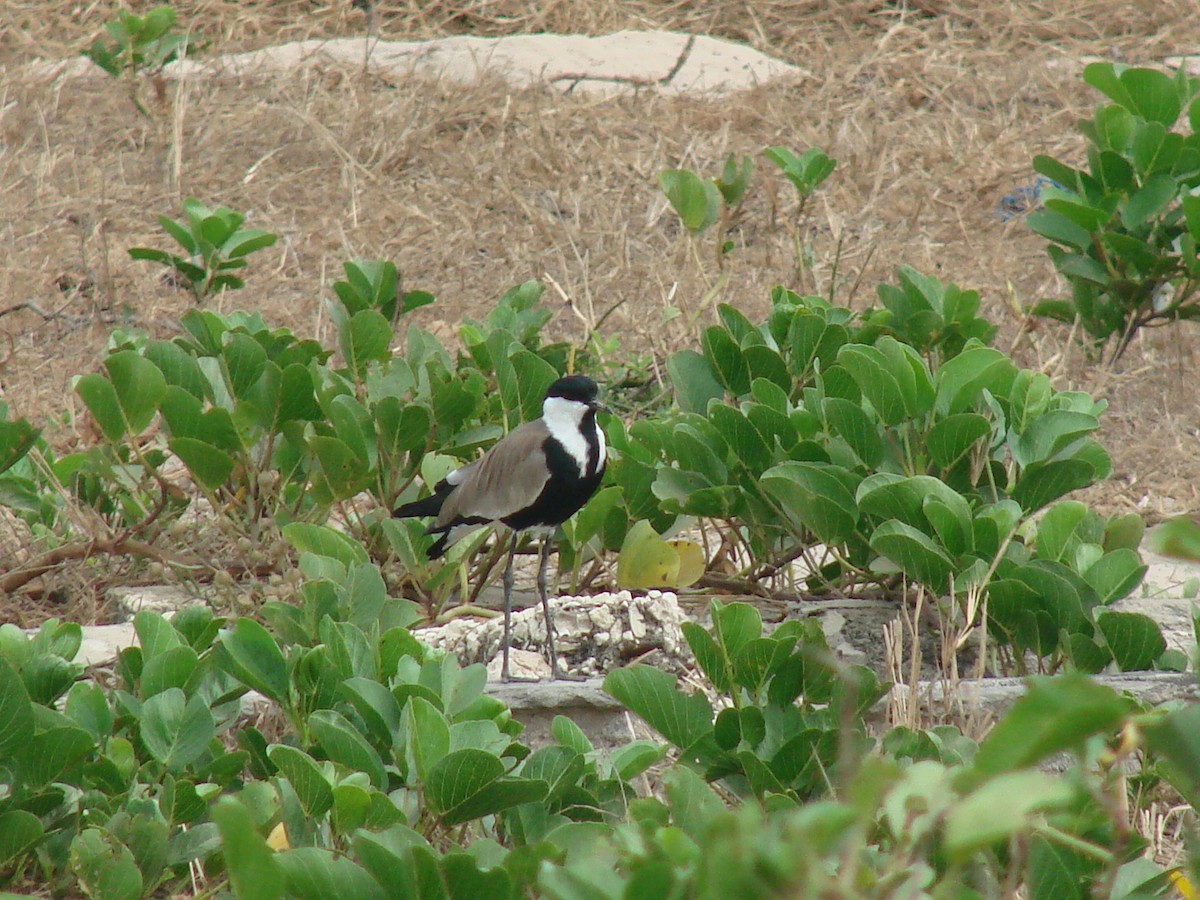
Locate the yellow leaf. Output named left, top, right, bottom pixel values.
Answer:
left=668, top=539, right=706, bottom=588
left=1170, top=869, right=1198, bottom=900
left=617, top=520, right=680, bottom=589
left=266, top=821, right=290, bottom=852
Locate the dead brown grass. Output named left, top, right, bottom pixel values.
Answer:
left=3, top=0, right=1200, bottom=610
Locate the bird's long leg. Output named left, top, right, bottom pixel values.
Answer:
left=501, top=535, right=519, bottom=683
left=536, top=538, right=556, bottom=676
left=538, top=537, right=584, bottom=681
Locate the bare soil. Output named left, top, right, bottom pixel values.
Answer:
left=3, top=1, right=1200, bottom=623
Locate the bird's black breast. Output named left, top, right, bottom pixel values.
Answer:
left=502, top=433, right=604, bottom=531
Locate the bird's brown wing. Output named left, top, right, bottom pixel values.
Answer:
left=435, top=420, right=551, bottom=526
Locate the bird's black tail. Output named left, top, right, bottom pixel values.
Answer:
left=393, top=476, right=455, bottom=520
left=393, top=493, right=445, bottom=519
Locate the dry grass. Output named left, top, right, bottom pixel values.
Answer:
left=3, top=0, right=1200, bottom=605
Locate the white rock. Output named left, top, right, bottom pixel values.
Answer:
left=627, top=603, right=647, bottom=639
left=40, top=32, right=806, bottom=98
left=486, top=648, right=551, bottom=681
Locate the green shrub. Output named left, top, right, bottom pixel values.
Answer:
left=1029, top=62, right=1200, bottom=360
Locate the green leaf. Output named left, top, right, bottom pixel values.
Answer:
left=1147, top=516, right=1200, bottom=560
left=277, top=848, right=387, bottom=900
left=1120, top=67, right=1183, bottom=125
left=663, top=766, right=725, bottom=841
left=1121, top=173, right=1177, bottom=229
left=0, top=810, right=43, bottom=870
left=611, top=741, right=668, bottom=781
left=522, top=746, right=586, bottom=804
left=309, top=710, right=387, bottom=790
left=16, top=726, right=93, bottom=790
left=709, top=404, right=771, bottom=471
left=933, top=346, right=1015, bottom=417
left=702, top=328, right=752, bottom=397
left=216, top=618, right=289, bottom=704
left=869, top=519, right=955, bottom=593
left=338, top=676, right=402, bottom=745
left=140, top=645, right=199, bottom=699
left=212, top=797, right=285, bottom=900
left=1096, top=611, right=1165, bottom=671
left=922, top=494, right=973, bottom=558
left=604, top=666, right=714, bottom=760
left=0, top=416, right=40, bottom=476
left=1083, top=549, right=1146, bottom=603
left=341, top=309, right=393, bottom=377
left=508, top=349, right=558, bottom=423
left=141, top=688, right=216, bottom=770
left=823, top=397, right=883, bottom=467
left=222, top=333, right=268, bottom=400
left=667, top=350, right=725, bottom=416
left=310, top=435, right=369, bottom=500
left=552, top=715, right=594, bottom=755
left=105, top=350, right=167, bottom=435
left=282, top=522, right=369, bottom=567
left=1142, top=703, right=1200, bottom=808
left=144, top=340, right=208, bottom=398
left=75, top=373, right=126, bottom=442
left=159, top=387, right=240, bottom=448
left=168, top=437, right=235, bottom=491
left=944, top=771, right=1075, bottom=860
left=65, top=681, right=114, bottom=740
left=761, top=461, right=860, bottom=546
left=683, top=621, right=729, bottom=693
left=70, top=829, right=143, bottom=900
left=973, top=674, right=1129, bottom=777
left=1065, top=633, right=1112, bottom=674
left=1035, top=501, right=1089, bottom=562
left=836, top=344, right=906, bottom=425
left=1083, top=63, right=1135, bottom=112
left=925, top=413, right=989, bottom=468
left=405, top=696, right=451, bottom=782
left=1011, top=460, right=1098, bottom=513
left=269, top=746, right=334, bottom=819
left=1027, top=210, right=1092, bottom=251
left=658, top=169, right=720, bottom=234
left=426, top=749, right=547, bottom=825
left=712, top=601, right=762, bottom=659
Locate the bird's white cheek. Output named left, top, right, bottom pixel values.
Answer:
left=595, top=427, right=608, bottom=473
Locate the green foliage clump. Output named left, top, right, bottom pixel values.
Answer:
left=604, top=267, right=1160, bottom=673
left=1029, top=62, right=1200, bottom=360
left=84, top=6, right=194, bottom=79
left=129, top=199, right=277, bottom=304
left=2, top=580, right=1197, bottom=898
left=83, top=6, right=200, bottom=116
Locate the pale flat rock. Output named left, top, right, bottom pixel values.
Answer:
left=108, top=584, right=206, bottom=619
left=76, top=623, right=138, bottom=666
left=1140, top=548, right=1200, bottom=598
left=1166, top=55, right=1200, bottom=75
left=39, top=31, right=805, bottom=96
left=488, top=677, right=619, bottom=710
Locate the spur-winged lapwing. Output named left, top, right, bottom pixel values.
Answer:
left=394, top=374, right=607, bottom=681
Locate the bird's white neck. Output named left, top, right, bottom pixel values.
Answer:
left=543, top=396, right=606, bottom=477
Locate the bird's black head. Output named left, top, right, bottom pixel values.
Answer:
left=545, top=375, right=600, bottom=406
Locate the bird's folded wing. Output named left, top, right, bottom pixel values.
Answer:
left=436, top=421, right=552, bottom=525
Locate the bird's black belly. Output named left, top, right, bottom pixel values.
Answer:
left=502, top=437, right=603, bottom=531
left=502, top=471, right=603, bottom=531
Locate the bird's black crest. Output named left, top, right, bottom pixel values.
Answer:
left=545, top=374, right=598, bottom=404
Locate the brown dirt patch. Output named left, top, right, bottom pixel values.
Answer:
left=3, top=1, right=1200, bottom=621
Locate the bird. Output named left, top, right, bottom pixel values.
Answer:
left=394, top=374, right=608, bottom=681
